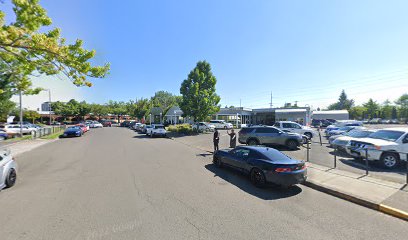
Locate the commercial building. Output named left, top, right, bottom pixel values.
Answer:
left=311, top=110, right=349, bottom=121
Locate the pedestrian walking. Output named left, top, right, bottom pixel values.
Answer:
left=213, top=129, right=220, bottom=152
left=227, top=129, right=236, bottom=148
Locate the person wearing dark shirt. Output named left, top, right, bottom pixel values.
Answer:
left=213, top=129, right=220, bottom=151
left=227, top=129, right=236, bottom=148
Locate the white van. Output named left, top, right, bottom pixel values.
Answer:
left=209, top=120, right=233, bottom=129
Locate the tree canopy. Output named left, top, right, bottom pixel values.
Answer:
left=179, top=61, right=221, bottom=121
left=327, top=90, right=354, bottom=110
left=0, top=0, right=110, bottom=95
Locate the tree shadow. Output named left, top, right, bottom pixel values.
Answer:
left=204, top=164, right=302, bottom=200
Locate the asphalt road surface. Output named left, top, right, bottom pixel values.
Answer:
left=0, top=127, right=407, bottom=240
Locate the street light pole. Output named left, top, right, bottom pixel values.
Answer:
left=150, top=113, right=152, bottom=125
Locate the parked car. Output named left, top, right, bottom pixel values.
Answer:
left=391, top=119, right=399, bottom=124
left=77, top=124, right=88, bottom=133
left=192, top=122, right=215, bottom=132
left=209, top=120, right=233, bottom=129
left=1, top=124, right=37, bottom=135
left=325, top=121, right=363, bottom=135
left=238, top=126, right=303, bottom=150
left=213, top=146, right=307, bottom=187
left=0, top=130, right=8, bottom=141
left=311, top=119, right=331, bottom=128
left=120, top=121, right=131, bottom=127
left=90, top=121, right=103, bottom=128
left=273, top=121, right=317, bottom=140
left=0, top=148, right=18, bottom=190
left=329, top=129, right=376, bottom=151
left=368, top=118, right=382, bottom=124
left=62, top=126, right=83, bottom=137
left=345, top=128, right=408, bottom=169
left=102, top=121, right=112, bottom=127
left=132, top=123, right=142, bottom=130
left=146, top=124, right=167, bottom=137
left=142, top=125, right=152, bottom=134
left=326, top=126, right=363, bottom=137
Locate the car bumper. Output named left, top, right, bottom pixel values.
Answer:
left=345, top=147, right=381, bottom=160
left=264, top=169, right=307, bottom=186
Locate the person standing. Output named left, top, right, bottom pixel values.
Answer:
left=213, top=129, right=220, bottom=152
left=227, top=129, right=236, bottom=148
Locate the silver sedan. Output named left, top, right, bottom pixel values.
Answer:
left=0, top=148, right=18, bottom=190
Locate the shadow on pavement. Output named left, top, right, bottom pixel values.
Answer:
left=339, top=158, right=406, bottom=175
left=204, top=164, right=302, bottom=200
left=196, top=153, right=213, bottom=157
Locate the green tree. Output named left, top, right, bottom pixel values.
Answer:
left=77, top=101, right=91, bottom=120
left=380, top=99, right=393, bottom=119
left=106, top=100, right=127, bottom=122
left=327, top=90, right=354, bottom=110
left=133, top=98, right=150, bottom=120
left=24, top=110, right=40, bottom=123
left=0, top=98, right=15, bottom=122
left=395, top=93, right=408, bottom=119
left=392, top=106, right=398, bottom=119
left=349, top=106, right=367, bottom=120
left=179, top=61, right=221, bottom=121
left=363, top=98, right=380, bottom=119
left=151, top=91, right=178, bottom=115
left=90, top=103, right=108, bottom=120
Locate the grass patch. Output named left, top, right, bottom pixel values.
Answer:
left=40, top=130, right=64, bottom=140
left=4, top=135, right=32, bottom=143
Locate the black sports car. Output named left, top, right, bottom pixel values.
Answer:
left=213, top=146, right=307, bottom=187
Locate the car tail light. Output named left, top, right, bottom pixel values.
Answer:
left=275, top=167, right=292, bottom=173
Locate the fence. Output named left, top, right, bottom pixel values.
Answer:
left=303, top=138, right=408, bottom=184
left=31, top=125, right=66, bottom=139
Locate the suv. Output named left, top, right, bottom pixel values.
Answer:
left=209, top=120, right=233, bottom=129
left=147, top=124, right=167, bottom=137
left=192, top=122, right=215, bottom=132
left=273, top=121, right=317, bottom=140
left=238, top=126, right=303, bottom=150
left=346, top=128, right=408, bottom=169
left=311, top=119, right=331, bottom=128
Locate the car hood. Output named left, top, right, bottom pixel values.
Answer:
left=352, top=137, right=398, bottom=146
left=65, top=129, right=80, bottom=133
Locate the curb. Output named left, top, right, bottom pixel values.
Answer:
left=303, top=181, right=408, bottom=221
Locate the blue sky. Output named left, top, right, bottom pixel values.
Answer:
left=4, top=0, right=408, bottom=110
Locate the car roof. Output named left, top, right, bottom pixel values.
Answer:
left=238, top=145, right=280, bottom=153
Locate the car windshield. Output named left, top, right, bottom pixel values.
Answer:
left=368, top=130, right=404, bottom=142
left=68, top=127, right=80, bottom=130
left=338, top=126, right=352, bottom=131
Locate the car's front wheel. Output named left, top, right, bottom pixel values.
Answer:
left=380, top=152, right=400, bottom=169
left=5, top=168, right=17, bottom=188
left=286, top=140, right=298, bottom=150
left=213, top=156, right=223, bottom=167
left=250, top=168, right=266, bottom=187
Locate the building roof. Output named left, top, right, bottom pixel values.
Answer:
left=312, top=110, right=349, bottom=114
left=275, top=109, right=307, bottom=113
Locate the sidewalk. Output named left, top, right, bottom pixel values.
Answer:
left=305, top=163, right=408, bottom=221
left=0, top=139, right=57, bottom=157
left=169, top=133, right=408, bottom=221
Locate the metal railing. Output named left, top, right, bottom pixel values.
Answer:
left=31, top=125, right=66, bottom=139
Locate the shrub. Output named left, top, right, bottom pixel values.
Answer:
left=166, top=124, right=194, bottom=134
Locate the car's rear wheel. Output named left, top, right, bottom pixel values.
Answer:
left=304, top=132, right=312, bottom=139
left=250, top=168, right=266, bottom=187
left=247, top=139, right=259, bottom=146
left=5, top=168, right=17, bottom=188
left=380, top=152, right=400, bottom=169
left=286, top=140, right=298, bottom=150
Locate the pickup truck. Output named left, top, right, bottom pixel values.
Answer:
left=345, top=128, right=408, bottom=169
left=273, top=121, right=317, bottom=140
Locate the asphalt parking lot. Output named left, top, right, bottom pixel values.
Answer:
left=169, top=127, right=408, bottom=184
left=1, top=127, right=407, bottom=240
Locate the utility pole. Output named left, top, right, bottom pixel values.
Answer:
left=269, top=91, right=273, bottom=108
left=240, top=99, right=241, bottom=108
left=19, top=90, right=23, bottom=137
